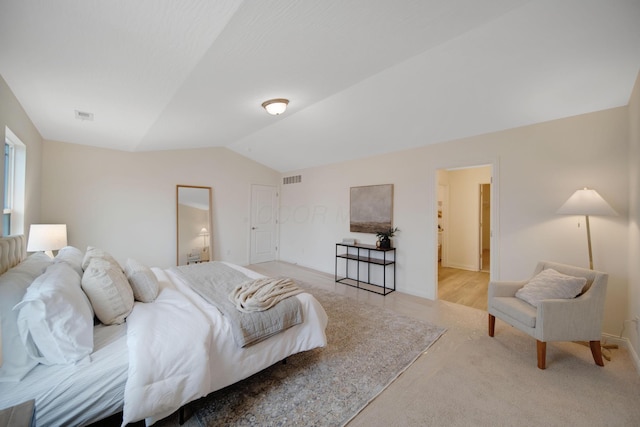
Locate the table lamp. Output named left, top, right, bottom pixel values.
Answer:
left=27, top=224, right=68, bottom=258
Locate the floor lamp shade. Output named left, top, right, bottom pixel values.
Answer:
left=557, top=188, right=616, bottom=269
left=556, top=188, right=617, bottom=216
left=27, top=224, right=68, bottom=258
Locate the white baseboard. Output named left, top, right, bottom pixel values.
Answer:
left=602, top=333, right=640, bottom=375
left=444, top=262, right=478, bottom=272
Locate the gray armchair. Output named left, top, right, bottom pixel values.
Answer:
left=488, top=261, right=608, bottom=369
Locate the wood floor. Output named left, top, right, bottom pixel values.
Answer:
left=438, top=263, right=489, bottom=311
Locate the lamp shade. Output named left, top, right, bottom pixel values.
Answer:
left=199, top=227, right=209, bottom=248
left=261, top=98, right=289, bottom=115
left=556, top=188, right=617, bottom=216
left=27, top=224, right=68, bottom=257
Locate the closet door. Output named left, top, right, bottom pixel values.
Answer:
left=250, top=184, right=278, bottom=264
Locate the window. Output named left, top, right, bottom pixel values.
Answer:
left=3, top=127, right=26, bottom=236
left=3, top=142, right=14, bottom=234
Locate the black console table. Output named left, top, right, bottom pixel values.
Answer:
left=335, top=243, right=395, bottom=295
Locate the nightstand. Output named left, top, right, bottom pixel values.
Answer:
left=0, top=400, right=35, bottom=427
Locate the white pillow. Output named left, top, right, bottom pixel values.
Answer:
left=54, top=246, right=84, bottom=276
left=81, top=246, right=119, bottom=271
left=515, top=268, right=587, bottom=307
left=124, top=258, right=159, bottom=303
left=81, top=258, right=134, bottom=325
left=15, top=262, right=93, bottom=365
left=0, top=253, right=53, bottom=382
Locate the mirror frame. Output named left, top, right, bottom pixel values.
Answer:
left=176, top=185, right=213, bottom=266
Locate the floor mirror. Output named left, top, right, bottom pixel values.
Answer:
left=176, top=185, right=213, bottom=266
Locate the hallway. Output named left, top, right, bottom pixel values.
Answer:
left=438, top=264, right=489, bottom=311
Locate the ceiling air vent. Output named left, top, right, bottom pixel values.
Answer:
left=75, top=110, right=94, bottom=121
left=283, top=175, right=302, bottom=185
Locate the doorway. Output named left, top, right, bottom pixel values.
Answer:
left=436, top=166, right=492, bottom=311
left=479, top=183, right=491, bottom=273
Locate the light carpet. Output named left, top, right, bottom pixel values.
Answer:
left=412, top=333, right=640, bottom=426
left=349, top=312, right=640, bottom=427
left=192, top=284, right=446, bottom=426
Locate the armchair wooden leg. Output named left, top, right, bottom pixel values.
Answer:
left=590, top=340, right=605, bottom=367
left=488, top=314, right=495, bottom=337
left=537, top=340, right=546, bottom=369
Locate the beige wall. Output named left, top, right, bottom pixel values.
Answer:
left=0, top=75, right=43, bottom=234
left=628, top=71, right=640, bottom=356
left=279, top=106, right=630, bottom=337
left=4, top=69, right=638, bottom=355
left=40, top=140, right=280, bottom=268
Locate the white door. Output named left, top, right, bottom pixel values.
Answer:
left=250, top=184, right=278, bottom=264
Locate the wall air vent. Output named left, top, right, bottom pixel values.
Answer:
left=283, top=175, right=302, bottom=185
left=75, top=110, right=94, bottom=121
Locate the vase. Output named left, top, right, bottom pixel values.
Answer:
left=380, top=237, right=391, bottom=249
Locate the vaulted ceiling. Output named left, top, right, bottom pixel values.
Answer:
left=1, top=0, right=639, bottom=172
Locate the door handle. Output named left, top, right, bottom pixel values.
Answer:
left=251, top=227, right=256, bottom=230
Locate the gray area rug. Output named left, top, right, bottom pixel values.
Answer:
left=193, top=284, right=446, bottom=426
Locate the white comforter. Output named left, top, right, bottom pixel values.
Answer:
left=122, top=264, right=328, bottom=426
left=122, top=270, right=212, bottom=426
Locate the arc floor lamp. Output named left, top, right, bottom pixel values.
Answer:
left=557, top=188, right=618, bottom=359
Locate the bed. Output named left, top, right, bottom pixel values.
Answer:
left=0, top=235, right=328, bottom=426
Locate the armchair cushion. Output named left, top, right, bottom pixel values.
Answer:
left=491, top=297, right=537, bottom=327
left=515, top=268, right=586, bottom=307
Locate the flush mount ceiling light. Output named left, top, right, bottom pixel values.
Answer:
left=261, top=98, right=289, bottom=115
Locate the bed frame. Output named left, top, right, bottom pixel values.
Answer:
left=0, top=234, right=27, bottom=275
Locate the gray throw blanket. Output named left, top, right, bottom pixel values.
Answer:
left=171, top=262, right=302, bottom=347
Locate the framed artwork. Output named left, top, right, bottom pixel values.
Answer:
left=350, top=184, right=393, bottom=233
